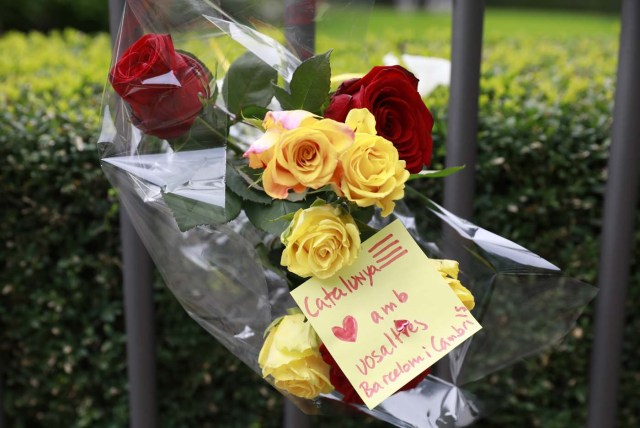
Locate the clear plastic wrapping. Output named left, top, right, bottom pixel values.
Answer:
left=98, top=1, right=597, bottom=426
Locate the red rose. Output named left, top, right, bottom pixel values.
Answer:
left=319, top=344, right=432, bottom=405
left=109, top=34, right=210, bottom=140
left=324, top=65, right=434, bottom=173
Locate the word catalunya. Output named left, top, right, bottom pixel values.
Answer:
left=303, top=264, right=382, bottom=318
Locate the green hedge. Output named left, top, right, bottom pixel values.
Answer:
left=1, top=16, right=638, bottom=428
left=0, top=30, right=282, bottom=428
left=0, top=0, right=109, bottom=33
left=485, top=0, right=620, bottom=13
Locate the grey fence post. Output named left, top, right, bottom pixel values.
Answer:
left=109, top=1, right=158, bottom=427
left=0, top=374, right=5, bottom=428
left=282, top=1, right=314, bottom=427
left=443, top=0, right=485, bottom=220
left=119, top=210, right=157, bottom=428
left=587, top=1, right=640, bottom=427
left=284, top=0, right=316, bottom=60
left=438, top=0, right=484, bottom=382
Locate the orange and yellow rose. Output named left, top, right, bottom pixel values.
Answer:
left=243, top=110, right=316, bottom=169
left=261, top=118, right=354, bottom=199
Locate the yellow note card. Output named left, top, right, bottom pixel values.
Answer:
left=290, top=220, right=482, bottom=409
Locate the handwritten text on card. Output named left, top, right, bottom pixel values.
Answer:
left=291, top=220, right=482, bottom=409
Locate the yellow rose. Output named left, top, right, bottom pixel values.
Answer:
left=335, top=132, right=410, bottom=217
left=345, top=108, right=377, bottom=135
left=281, top=204, right=361, bottom=279
left=262, top=119, right=354, bottom=199
left=258, top=314, right=333, bottom=399
left=427, top=259, right=475, bottom=310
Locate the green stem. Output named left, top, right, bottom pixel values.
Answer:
left=193, top=116, right=244, bottom=156
left=226, top=138, right=245, bottom=156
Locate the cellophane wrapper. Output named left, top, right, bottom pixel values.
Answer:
left=98, top=1, right=598, bottom=426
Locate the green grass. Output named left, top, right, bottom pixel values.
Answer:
left=313, top=7, right=619, bottom=76
left=319, top=6, right=619, bottom=39
left=481, top=8, right=619, bottom=37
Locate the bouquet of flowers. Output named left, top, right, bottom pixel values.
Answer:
left=99, top=1, right=597, bottom=425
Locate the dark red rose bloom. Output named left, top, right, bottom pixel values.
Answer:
left=319, top=344, right=432, bottom=405
left=324, top=65, right=434, bottom=173
left=109, top=34, right=210, bottom=140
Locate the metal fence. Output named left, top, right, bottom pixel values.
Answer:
left=106, top=0, right=640, bottom=427
left=587, top=1, right=640, bottom=426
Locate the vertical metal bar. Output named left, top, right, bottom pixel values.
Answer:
left=284, top=0, right=316, bottom=60
left=443, top=0, right=485, bottom=220
left=109, top=1, right=158, bottom=427
left=282, top=2, right=314, bottom=427
left=119, top=210, right=157, bottom=428
left=0, top=373, right=5, bottom=428
left=438, top=0, right=484, bottom=383
left=587, top=1, right=640, bottom=427
left=108, top=0, right=125, bottom=41
left=284, top=400, right=311, bottom=428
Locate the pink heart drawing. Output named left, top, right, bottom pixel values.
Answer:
left=332, top=315, right=358, bottom=343
left=394, top=319, right=410, bottom=333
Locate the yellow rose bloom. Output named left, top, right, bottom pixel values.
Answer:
left=281, top=204, right=361, bottom=279
left=345, top=108, right=377, bottom=135
left=262, top=119, right=354, bottom=199
left=427, top=259, right=475, bottom=310
left=335, top=133, right=410, bottom=217
left=448, top=278, right=475, bottom=311
left=258, top=314, right=333, bottom=399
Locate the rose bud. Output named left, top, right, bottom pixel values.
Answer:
left=258, top=314, right=334, bottom=399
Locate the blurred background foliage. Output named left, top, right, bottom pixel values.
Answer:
left=0, top=0, right=109, bottom=33
left=1, top=2, right=637, bottom=428
left=0, top=0, right=619, bottom=33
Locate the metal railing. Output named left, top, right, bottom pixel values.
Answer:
left=443, top=0, right=484, bottom=220
left=106, top=1, right=639, bottom=427
left=109, top=1, right=158, bottom=427
left=587, top=1, right=640, bottom=427
left=0, top=373, right=5, bottom=428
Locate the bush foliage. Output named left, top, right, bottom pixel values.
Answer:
left=1, top=16, right=638, bottom=428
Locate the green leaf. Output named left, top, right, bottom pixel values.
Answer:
left=222, top=52, right=277, bottom=116
left=255, top=243, right=287, bottom=280
left=239, top=105, right=269, bottom=129
left=226, top=164, right=272, bottom=204
left=351, top=205, right=375, bottom=224
left=271, top=212, right=296, bottom=223
left=244, top=199, right=310, bottom=236
left=407, top=165, right=466, bottom=181
left=163, top=188, right=241, bottom=232
left=310, top=198, right=327, bottom=208
left=241, top=105, right=270, bottom=122
left=273, top=50, right=332, bottom=113
left=272, top=84, right=291, bottom=108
